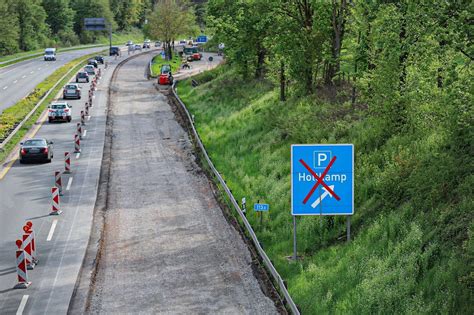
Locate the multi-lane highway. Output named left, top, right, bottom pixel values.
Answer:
left=0, top=49, right=155, bottom=314
left=0, top=46, right=107, bottom=113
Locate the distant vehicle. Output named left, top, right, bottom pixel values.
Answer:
left=179, top=40, right=186, bottom=45
left=48, top=102, right=72, bottom=123
left=155, top=41, right=161, bottom=47
left=158, top=64, right=173, bottom=85
left=84, top=65, right=96, bottom=76
left=183, top=46, right=202, bottom=61
left=76, top=71, right=89, bottom=83
left=143, top=42, right=150, bottom=49
left=109, top=46, right=120, bottom=56
left=88, top=59, right=98, bottom=68
left=19, top=138, right=53, bottom=163
left=44, top=48, right=56, bottom=61
left=134, top=44, right=142, bottom=51
left=63, top=83, right=81, bottom=99
left=94, top=55, right=104, bottom=64
left=126, top=40, right=133, bottom=46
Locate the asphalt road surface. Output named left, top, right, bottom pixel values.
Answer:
left=0, top=50, right=150, bottom=314
left=0, top=46, right=107, bottom=113
left=76, top=53, right=278, bottom=313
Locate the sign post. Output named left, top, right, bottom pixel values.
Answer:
left=254, top=201, right=269, bottom=226
left=84, top=18, right=112, bottom=53
left=291, top=144, right=354, bottom=259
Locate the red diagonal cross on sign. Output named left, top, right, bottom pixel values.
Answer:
left=299, top=156, right=341, bottom=204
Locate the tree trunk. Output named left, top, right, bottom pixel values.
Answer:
left=280, top=60, right=286, bottom=101
left=255, top=44, right=266, bottom=79
left=325, top=0, right=347, bottom=85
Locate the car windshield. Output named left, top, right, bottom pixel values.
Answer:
left=24, top=139, right=47, bottom=146
left=45, top=51, right=54, bottom=55
left=51, top=104, right=66, bottom=109
left=66, top=85, right=77, bottom=89
left=78, top=72, right=87, bottom=77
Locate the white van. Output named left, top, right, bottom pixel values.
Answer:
left=44, top=48, right=56, bottom=61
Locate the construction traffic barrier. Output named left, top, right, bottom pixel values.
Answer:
left=85, top=102, right=90, bottom=116
left=81, top=110, right=85, bottom=125
left=22, top=227, right=36, bottom=270
left=50, top=187, right=62, bottom=215
left=64, top=151, right=71, bottom=173
left=14, top=240, right=31, bottom=289
left=76, top=123, right=82, bottom=139
left=74, top=133, right=81, bottom=153
left=89, top=95, right=93, bottom=107
left=55, top=170, right=63, bottom=196
left=23, top=222, right=38, bottom=265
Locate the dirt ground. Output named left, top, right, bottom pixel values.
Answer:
left=71, top=52, right=279, bottom=314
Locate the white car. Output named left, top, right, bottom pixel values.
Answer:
left=48, top=102, right=72, bottom=123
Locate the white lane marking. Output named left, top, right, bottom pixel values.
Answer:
left=46, top=220, right=58, bottom=241
left=22, top=75, right=26, bottom=78
left=38, top=67, right=41, bottom=70
left=2, top=86, right=7, bottom=90
left=75, top=153, right=80, bottom=159
left=30, top=71, right=34, bottom=74
left=16, top=295, right=29, bottom=315
left=83, top=130, right=87, bottom=138
left=13, top=80, right=18, bottom=84
left=66, top=177, right=73, bottom=190
left=87, top=116, right=91, bottom=121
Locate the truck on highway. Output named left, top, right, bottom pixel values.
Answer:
left=44, top=48, right=56, bottom=61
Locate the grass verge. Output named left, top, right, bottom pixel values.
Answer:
left=176, top=65, right=473, bottom=314
left=150, top=54, right=180, bottom=77
left=0, top=51, right=105, bottom=162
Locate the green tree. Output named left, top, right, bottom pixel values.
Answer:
left=0, top=0, right=20, bottom=55
left=42, top=0, right=78, bottom=46
left=146, top=0, right=197, bottom=59
left=15, top=0, right=50, bottom=50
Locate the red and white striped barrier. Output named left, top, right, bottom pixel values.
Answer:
left=74, top=133, right=81, bottom=153
left=55, top=170, right=63, bottom=195
left=76, top=123, right=82, bottom=139
left=85, top=102, right=90, bottom=116
left=22, top=225, right=37, bottom=269
left=64, top=151, right=71, bottom=173
left=81, top=110, right=85, bottom=125
left=89, top=95, right=93, bottom=107
left=50, top=187, right=61, bottom=215
left=14, top=240, right=31, bottom=289
left=23, top=222, right=38, bottom=264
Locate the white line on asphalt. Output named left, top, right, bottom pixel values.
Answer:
left=2, top=86, right=7, bottom=90
left=46, top=220, right=58, bottom=241
left=16, top=295, right=29, bottom=315
left=87, top=116, right=91, bottom=121
left=13, top=80, right=18, bottom=84
left=75, top=153, right=80, bottom=159
left=30, top=71, right=34, bottom=74
left=66, top=177, right=73, bottom=190
left=83, top=130, right=87, bottom=137
left=22, top=75, right=26, bottom=78
left=38, top=67, right=41, bottom=70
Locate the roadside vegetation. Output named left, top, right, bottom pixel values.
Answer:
left=150, top=54, right=181, bottom=78
left=176, top=0, right=473, bottom=313
left=0, top=0, right=151, bottom=56
left=0, top=51, right=104, bottom=161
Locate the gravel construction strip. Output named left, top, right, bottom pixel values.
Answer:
left=72, top=52, right=279, bottom=314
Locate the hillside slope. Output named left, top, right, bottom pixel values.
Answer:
left=177, top=66, right=473, bottom=314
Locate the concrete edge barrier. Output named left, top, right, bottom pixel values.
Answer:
left=171, top=81, right=301, bottom=315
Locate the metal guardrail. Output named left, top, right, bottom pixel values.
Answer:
left=171, top=82, right=300, bottom=315
left=0, top=44, right=107, bottom=66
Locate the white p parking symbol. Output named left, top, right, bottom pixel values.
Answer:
left=313, top=151, right=332, bottom=169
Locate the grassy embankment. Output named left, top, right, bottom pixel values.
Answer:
left=149, top=53, right=180, bottom=77
left=177, top=66, right=473, bottom=314
left=0, top=51, right=106, bottom=162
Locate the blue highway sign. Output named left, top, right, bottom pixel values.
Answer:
left=196, top=35, right=208, bottom=43
left=254, top=203, right=269, bottom=211
left=291, top=144, right=354, bottom=215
